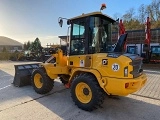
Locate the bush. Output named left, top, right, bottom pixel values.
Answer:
left=0, top=51, right=22, bottom=61
left=0, top=52, right=11, bottom=60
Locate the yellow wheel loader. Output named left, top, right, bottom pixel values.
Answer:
left=13, top=11, right=147, bottom=111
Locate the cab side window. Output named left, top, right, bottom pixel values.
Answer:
left=70, top=19, right=85, bottom=55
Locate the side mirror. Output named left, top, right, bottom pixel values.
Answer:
left=58, top=17, right=70, bottom=27
left=67, top=20, right=71, bottom=25
left=58, top=18, right=63, bottom=27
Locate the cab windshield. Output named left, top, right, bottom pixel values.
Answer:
left=89, top=16, right=114, bottom=53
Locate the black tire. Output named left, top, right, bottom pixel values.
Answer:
left=31, top=68, right=53, bottom=94
left=71, top=73, right=106, bottom=111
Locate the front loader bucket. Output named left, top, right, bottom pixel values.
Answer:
left=13, top=63, right=40, bottom=87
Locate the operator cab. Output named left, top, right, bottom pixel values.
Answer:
left=68, top=12, right=116, bottom=55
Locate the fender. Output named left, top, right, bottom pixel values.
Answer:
left=69, top=68, right=109, bottom=94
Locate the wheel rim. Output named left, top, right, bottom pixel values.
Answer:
left=75, top=82, right=92, bottom=104
left=34, top=73, right=43, bottom=88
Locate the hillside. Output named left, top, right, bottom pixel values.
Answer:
left=0, top=36, right=23, bottom=46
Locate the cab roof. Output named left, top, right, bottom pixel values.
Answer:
left=69, top=11, right=116, bottom=23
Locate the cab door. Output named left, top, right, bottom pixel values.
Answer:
left=68, top=17, right=92, bottom=68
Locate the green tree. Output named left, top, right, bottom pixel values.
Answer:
left=120, top=0, right=160, bottom=30
left=138, top=4, right=147, bottom=24
left=23, top=43, right=27, bottom=50
left=123, top=19, right=142, bottom=30
left=24, top=41, right=31, bottom=50
left=29, top=38, right=42, bottom=57
left=122, top=8, right=135, bottom=22
left=146, top=0, right=160, bottom=22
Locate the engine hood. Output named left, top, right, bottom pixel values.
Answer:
left=107, top=53, right=142, bottom=60
left=123, top=53, right=142, bottom=60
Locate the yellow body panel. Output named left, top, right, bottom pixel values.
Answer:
left=69, top=53, right=133, bottom=78
left=69, top=68, right=102, bottom=81
left=101, top=73, right=147, bottom=96
left=42, top=49, right=69, bottom=79
left=52, top=49, right=67, bottom=67
left=68, top=55, right=91, bottom=68
left=42, top=49, right=147, bottom=96
left=43, top=63, right=69, bottom=79
left=69, top=67, right=147, bottom=96
left=92, top=53, right=133, bottom=78
left=68, top=53, right=133, bottom=78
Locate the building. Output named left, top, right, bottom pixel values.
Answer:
left=59, top=36, right=68, bottom=45
left=112, top=28, right=160, bottom=56
left=112, top=28, right=160, bottom=44
left=0, top=36, right=23, bottom=52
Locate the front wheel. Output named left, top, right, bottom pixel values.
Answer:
left=31, top=68, right=53, bottom=94
left=71, top=73, right=106, bottom=111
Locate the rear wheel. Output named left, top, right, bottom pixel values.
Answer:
left=71, top=73, right=106, bottom=111
left=31, top=68, right=53, bottom=94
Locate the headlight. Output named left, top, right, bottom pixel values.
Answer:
left=124, top=66, right=128, bottom=77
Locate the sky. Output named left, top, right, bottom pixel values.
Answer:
left=0, top=0, right=152, bottom=47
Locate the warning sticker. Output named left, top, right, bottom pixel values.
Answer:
left=80, top=60, right=84, bottom=67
